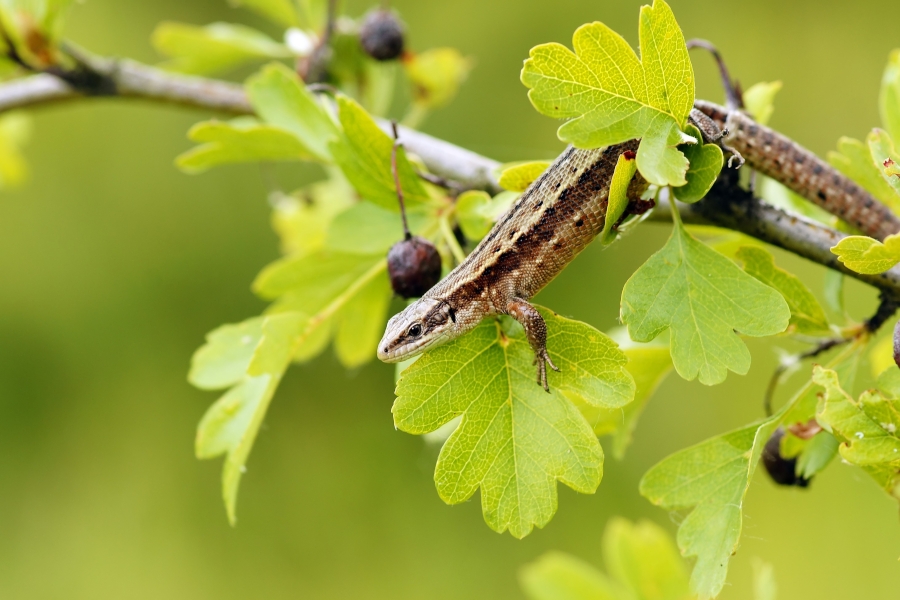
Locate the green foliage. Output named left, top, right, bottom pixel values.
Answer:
left=830, top=232, right=900, bottom=274
left=519, top=518, right=691, bottom=600
left=601, top=153, right=638, bottom=244
left=868, top=128, right=900, bottom=196
left=228, top=0, right=302, bottom=29
left=152, top=21, right=289, bottom=74
left=735, top=246, right=830, bottom=335
left=621, top=210, right=790, bottom=385
left=330, top=95, right=431, bottom=210
left=828, top=137, right=900, bottom=213
left=498, top=161, right=551, bottom=192
left=176, top=118, right=314, bottom=173
left=246, top=62, right=339, bottom=162
left=520, top=0, right=695, bottom=186
left=814, top=366, right=900, bottom=500
left=403, top=47, right=472, bottom=124
left=393, top=308, right=634, bottom=538
left=672, top=123, right=724, bottom=203
left=742, top=81, right=782, bottom=125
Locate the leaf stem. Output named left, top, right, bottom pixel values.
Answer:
left=440, top=211, right=466, bottom=264
left=389, top=120, right=412, bottom=241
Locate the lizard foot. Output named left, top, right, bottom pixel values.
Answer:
left=533, top=349, right=560, bottom=392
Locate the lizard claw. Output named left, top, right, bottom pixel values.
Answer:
left=533, top=349, right=560, bottom=392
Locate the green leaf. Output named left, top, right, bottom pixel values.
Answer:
left=582, top=330, right=673, bottom=459
left=519, top=518, right=690, bottom=600
left=176, top=119, right=313, bottom=173
left=330, top=95, right=431, bottom=210
left=601, top=153, right=638, bottom=244
left=456, top=190, right=494, bottom=240
left=828, top=137, right=900, bottom=214
left=393, top=308, right=634, bottom=538
left=246, top=62, right=339, bottom=162
left=271, top=174, right=355, bottom=256
left=325, top=200, right=414, bottom=255
left=152, top=22, right=289, bottom=75
left=830, top=233, right=900, bottom=274
left=868, top=128, right=900, bottom=196
left=742, top=81, right=782, bottom=126
left=189, top=317, right=265, bottom=390
left=520, top=0, right=695, bottom=186
left=735, top=246, right=830, bottom=335
left=0, top=111, right=30, bottom=187
left=404, top=47, right=472, bottom=110
left=498, top=161, right=551, bottom=192
left=228, top=0, right=300, bottom=28
left=333, top=272, right=393, bottom=368
left=621, top=217, right=790, bottom=385
left=640, top=420, right=777, bottom=599
left=672, top=123, right=723, bottom=203
left=520, top=552, right=621, bottom=600
left=880, top=49, right=900, bottom=143
left=196, top=312, right=306, bottom=524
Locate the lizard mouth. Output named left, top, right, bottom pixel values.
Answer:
left=377, top=329, right=450, bottom=363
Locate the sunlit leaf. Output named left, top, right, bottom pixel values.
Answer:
left=393, top=308, right=634, bottom=538
left=735, top=246, right=830, bottom=335
left=176, top=119, right=313, bottom=173
left=520, top=0, right=695, bottom=186
left=404, top=47, right=472, bottom=110
left=828, top=136, right=900, bottom=216
left=189, top=317, right=264, bottom=390
left=246, top=62, right=339, bottom=162
left=152, top=21, right=289, bottom=75
left=498, top=161, right=551, bottom=192
left=271, top=173, right=355, bottom=256
left=520, top=552, right=621, bottom=600
left=868, top=128, right=900, bottom=196
left=601, top=153, right=637, bottom=244
left=621, top=217, right=790, bottom=385
left=830, top=233, right=900, bottom=274
left=742, top=81, right=782, bottom=126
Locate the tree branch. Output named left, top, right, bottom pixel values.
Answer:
left=1, top=59, right=898, bottom=298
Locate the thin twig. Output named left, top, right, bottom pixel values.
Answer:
left=686, top=39, right=743, bottom=111
left=390, top=120, right=411, bottom=241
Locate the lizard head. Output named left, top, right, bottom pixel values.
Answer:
left=377, top=297, right=457, bottom=363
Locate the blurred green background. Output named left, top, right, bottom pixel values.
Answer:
left=0, top=0, right=898, bottom=597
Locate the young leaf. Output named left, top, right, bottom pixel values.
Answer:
left=735, top=246, right=830, bottom=335
left=329, top=95, right=431, bottom=210
left=828, top=137, right=900, bottom=215
left=498, top=161, right=551, bottom=192
left=246, top=62, right=339, bottom=162
left=228, top=0, right=300, bottom=29
left=176, top=119, right=314, bottom=173
left=868, top=128, right=900, bottom=196
left=672, top=123, right=723, bottom=203
left=152, top=22, right=289, bottom=75
left=742, top=81, right=782, bottom=125
left=880, top=49, right=900, bottom=143
left=520, top=0, right=695, bottom=186
left=830, top=233, right=900, bottom=274
left=620, top=218, right=790, bottom=385
left=271, top=174, right=355, bottom=256
left=601, top=153, right=638, bottom=244
left=393, top=308, right=634, bottom=538
left=189, top=316, right=265, bottom=390
left=520, top=552, right=622, bottom=600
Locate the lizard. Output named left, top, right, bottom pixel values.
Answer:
left=377, top=101, right=900, bottom=390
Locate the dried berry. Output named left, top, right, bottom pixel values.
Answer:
left=761, top=427, right=810, bottom=488
left=359, top=9, right=405, bottom=61
left=387, top=236, right=441, bottom=298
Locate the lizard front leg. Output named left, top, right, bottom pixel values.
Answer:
left=506, top=297, right=559, bottom=392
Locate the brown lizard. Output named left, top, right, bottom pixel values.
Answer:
left=377, top=102, right=900, bottom=389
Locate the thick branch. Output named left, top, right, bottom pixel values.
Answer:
left=1, top=59, right=898, bottom=297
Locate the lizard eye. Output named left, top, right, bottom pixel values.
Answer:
left=407, top=323, right=423, bottom=338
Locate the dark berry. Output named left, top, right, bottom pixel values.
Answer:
left=387, top=236, right=441, bottom=298
left=761, top=427, right=810, bottom=488
left=359, top=9, right=405, bottom=61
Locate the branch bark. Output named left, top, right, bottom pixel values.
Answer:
left=2, top=59, right=898, bottom=297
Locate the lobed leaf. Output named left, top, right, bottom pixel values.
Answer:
left=152, top=21, right=289, bottom=75
left=830, top=233, right=900, bottom=274
left=621, top=218, right=790, bottom=385
left=246, top=62, right=339, bottom=162
left=393, top=308, right=634, bottom=538
left=735, top=246, right=830, bottom=335
left=520, top=0, right=694, bottom=186
left=176, top=119, right=314, bottom=173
